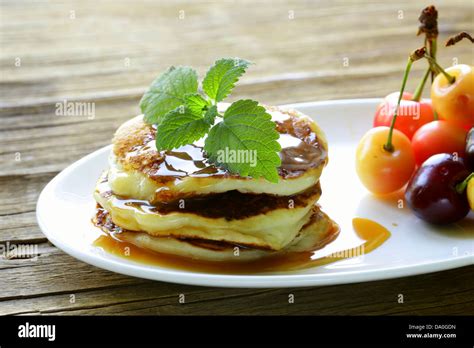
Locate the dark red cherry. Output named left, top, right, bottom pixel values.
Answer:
left=405, top=153, right=470, bottom=224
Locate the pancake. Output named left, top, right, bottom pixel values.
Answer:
left=110, top=104, right=328, bottom=204
left=93, top=204, right=339, bottom=262
left=94, top=171, right=322, bottom=251
left=93, top=103, right=337, bottom=262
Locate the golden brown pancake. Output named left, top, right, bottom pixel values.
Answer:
left=93, top=103, right=336, bottom=261
left=93, top=204, right=338, bottom=262
left=94, top=172, right=322, bottom=250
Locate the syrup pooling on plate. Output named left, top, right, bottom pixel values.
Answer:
left=352, top=218, right=391, bottom=252
left=116, top=108, right=328, bottom=182
left=93, top=206, right=340, bottom=273
left=93, top=207, right=390, bottom=274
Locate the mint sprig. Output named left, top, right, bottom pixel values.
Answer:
left=141, top=58, right=281, bottom=182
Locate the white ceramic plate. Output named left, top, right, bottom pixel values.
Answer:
left=37, top=99, right=474, bottom=288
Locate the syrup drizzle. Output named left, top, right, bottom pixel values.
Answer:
left=93, top=210, right=390, bottom=274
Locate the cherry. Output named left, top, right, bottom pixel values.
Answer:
left=356, top=127, right=415, bottom=195
left=405, top=153, right=471, bottom=224
left=411, top=120, right=467, bottom=166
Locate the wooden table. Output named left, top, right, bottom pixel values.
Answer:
left=1, top=0, right=473, bottom=315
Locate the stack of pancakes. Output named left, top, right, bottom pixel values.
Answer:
left=94, top=105, right=338, bottom=262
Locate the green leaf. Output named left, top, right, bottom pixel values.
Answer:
left=155, top=106, right=210, bottom=151
left=202, top=58, right=250, bottom=102
left=204, top=100, right=281, bottom=182
left=184, top=93, right=209, bottom=115
left=140, top=66, right=198, bottom=124
left=203, top=105, right=218, bottom=125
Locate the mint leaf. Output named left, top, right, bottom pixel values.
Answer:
left=204, top=100, right=281, bottom=182
left=202, top=58, right=250, bottom=102
left=140, top=66, right=198, bottom=124
left=155, top=107, right=209, bottom=151
left=184, top=93, right=209, bottom=115
left=140, top=58, right=282, bottom=183
left=203, top=105, right=218, bottom=125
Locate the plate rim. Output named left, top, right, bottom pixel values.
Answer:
left=36, top=98, right=474, bottom=288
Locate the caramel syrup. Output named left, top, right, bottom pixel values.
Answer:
left=93, top=216, right=390, bottom=274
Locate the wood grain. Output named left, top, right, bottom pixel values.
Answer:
left=1, top=0, right=473, bottom=315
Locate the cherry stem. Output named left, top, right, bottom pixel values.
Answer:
left=431, top=38, right=437, bottom=58
left=428, top=38, right=437, bottom=83
left=412, top=67, right=431, bottom=101
left=425, top=55, right=456, bottom=84
left=455, top=173, right=474, bottom=195
left=446, top=32, right=474, bottom=47
left=384, top=58, right=413, bottom=153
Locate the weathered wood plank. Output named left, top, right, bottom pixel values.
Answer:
left=0, top=211, right=45, bottom=244
left=0, top=266, right=471, bottom=315
left=0, top=1, right=472, bottom=105
left=0, top=174, right=52, bottom=215
left=0, top=248, right=140, bottom=299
